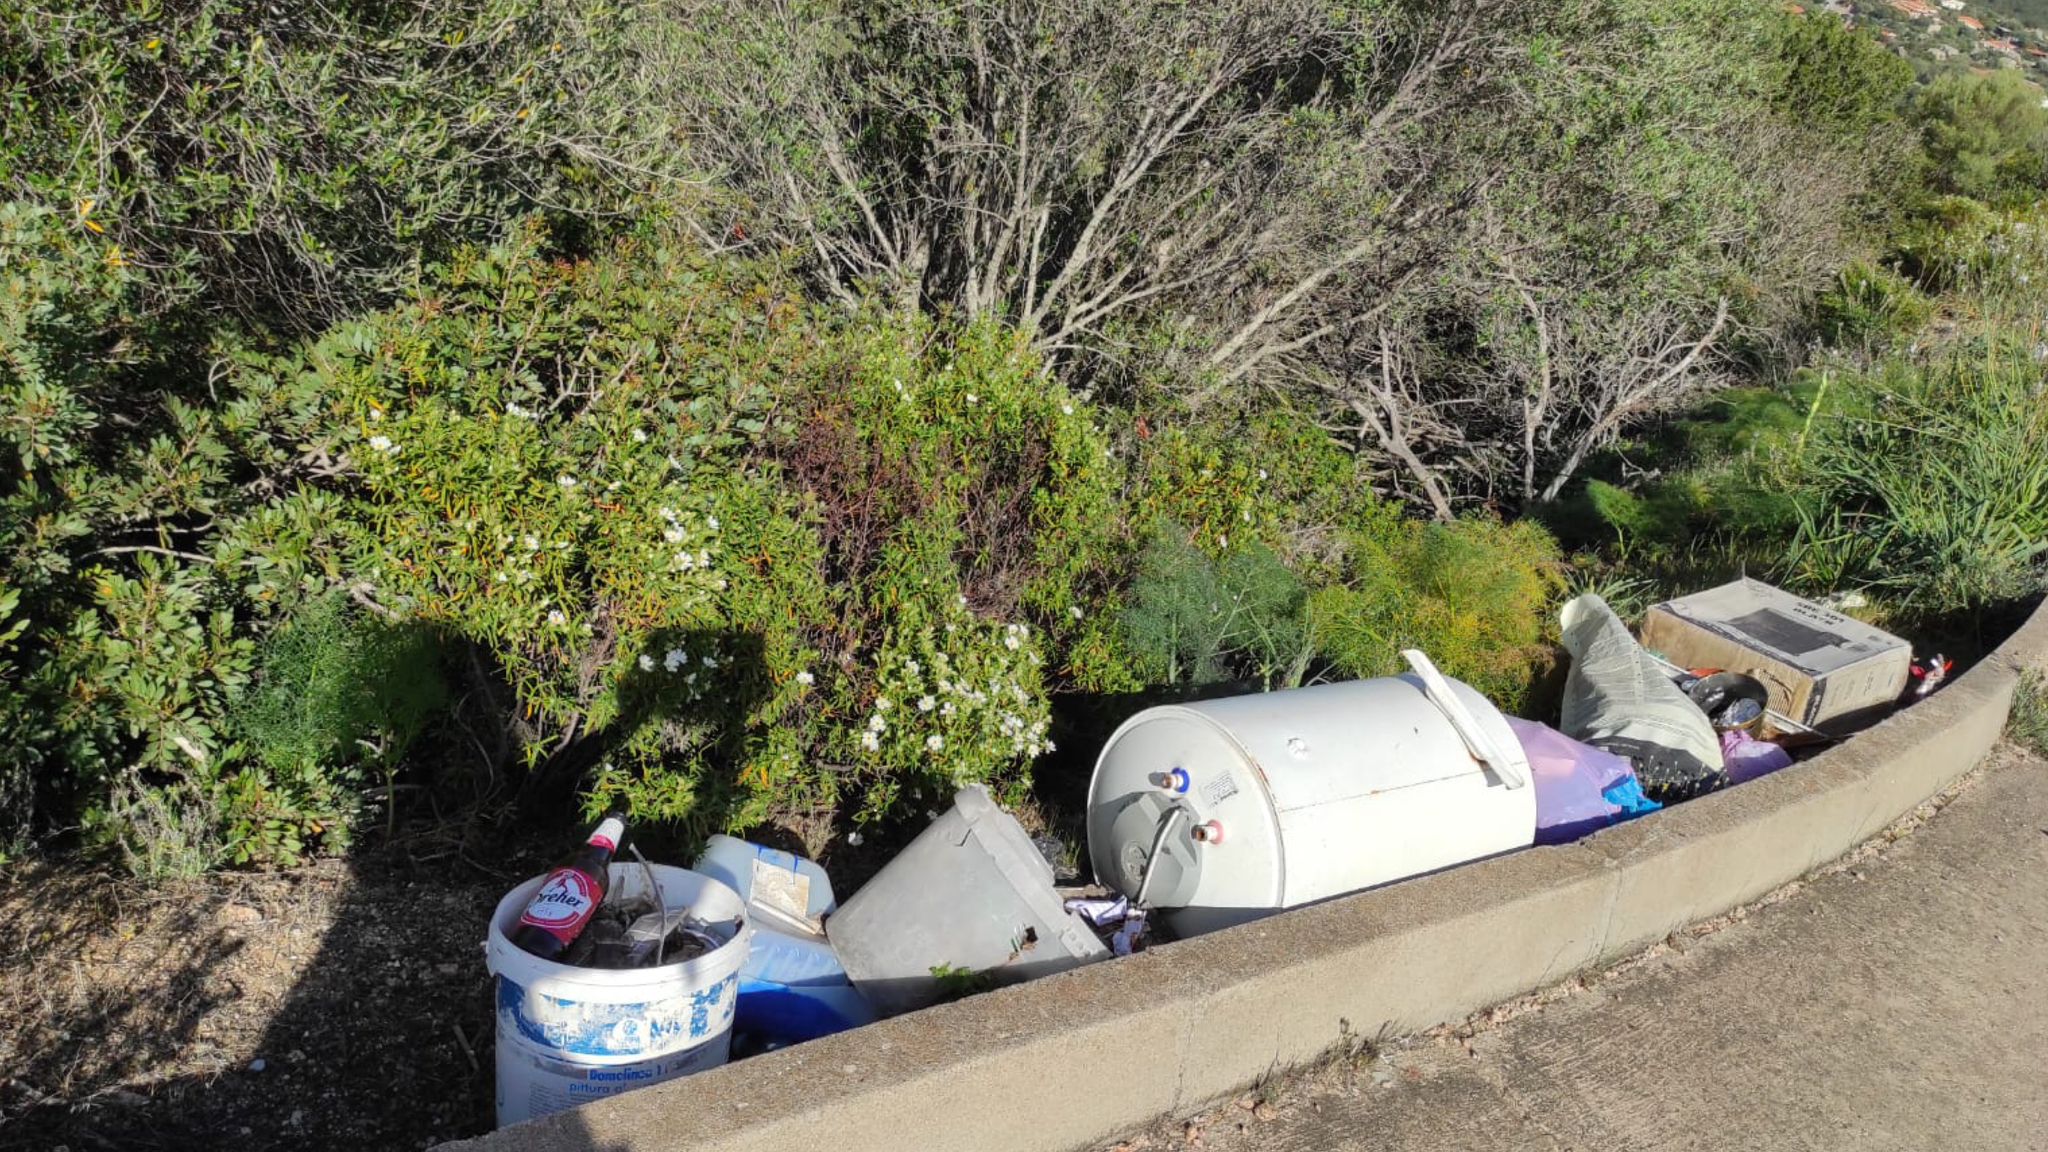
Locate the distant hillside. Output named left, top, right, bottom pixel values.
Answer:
left=1971, top=0, right=2048, bottom=28
left=1849, top=0, right=2048, bottom=81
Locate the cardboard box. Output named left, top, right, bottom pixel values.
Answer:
left=1639, top=578, right=1911, bottom=735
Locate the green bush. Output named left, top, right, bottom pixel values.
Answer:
left=1912, top=70, right=2048, bottom=207
left=232, top=595, right=448, bottom=863
left=259, top=230, right=1117, bottom=831
left=1117, top=525, right=1312, bottom=690
left=0, top=0, right=702, bottom=874
left=0, top=585, right=42, bottom=858
left=1, top=0, right=695, bottom=327
left=52, top=556, right=255, bottom=877
left=1813, top=262, right=1933, bottom=350
left=1311, top=517, right=1564, bottom=709
left=1127, top=403, right=1397, bottom=581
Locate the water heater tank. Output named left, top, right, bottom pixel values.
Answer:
left=1085, top=652, right=1536, bottom=937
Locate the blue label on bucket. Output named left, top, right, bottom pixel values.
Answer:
left=497, top=973, right=737, bottom=1058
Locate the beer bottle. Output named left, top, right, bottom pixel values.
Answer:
left=511, top=811, right=627, bottom=961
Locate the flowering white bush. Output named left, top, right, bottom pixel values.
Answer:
left=268, top=235, right=1115, bottom=835
left=852, top=596, right=1053, bottom=820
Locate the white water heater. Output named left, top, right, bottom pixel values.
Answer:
left=1086, top=652, right=1536, bottom=937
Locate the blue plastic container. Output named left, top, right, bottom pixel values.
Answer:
left=692, top=836, right=874, bottom=1048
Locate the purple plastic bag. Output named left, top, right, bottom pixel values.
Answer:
left=1508, top=717, right=1654, bottom=844
left=1721, top=729, right=1794, bottom=783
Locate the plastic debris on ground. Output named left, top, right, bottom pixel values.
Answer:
left=1559, top=593, right=1730, bottom=803
left=560, top=892, right=738, bottom=970
left=1507, top=717, right=1662, bottom=845
left=691, top=835, right=875, bottom=1052
left=1720, top=728, right=1796, bottom=784
left=1064, top=895, right=1150, bottom=956
left=1909, top=653, right=1954, bottom=698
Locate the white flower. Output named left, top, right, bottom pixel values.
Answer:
left=795, top=670, right=815, bottom=686
left=556, top=475, right=577, bottom=490
left=925, top=734, right=945, bottom=753
left=918, top=695, right=936, bottom=712
left=904, top=659, right=920, bottom=676
left=664, top=528, right=687, bottom=544
left=368, top=407, right=383, bottom=422
left=1069, top=605, right=1084, bottom=620
left=367, top=435, right=397, bottom=455
left=706, top=515, right=720, bottom=531
left=867, top=714, right=887, bottom=733
left=664, top=648, right=687, bottom=672
left=847, top=830, right=865, bottom=846
left=523, top=535, right=541, bottom=551
left=658, top=506, right=679, bottom=521
left=1218, top=533, right=1229, bottom=548
left=701, top=654, right=717, bottom=668
left=506, top=401, right=535, bottom=419
left=1044, top=739, right=1057, bottom=753
left=495, top=571, right=508, bottom=583
left=631, top=428, right=649, bottom=443
left=638, top=654, right=656, bottom=672
left=546, top=610, right=567, bottom=627
left=875, top=697, right=892, bottom=712
left=965, top=393, right=979, bottom=405
left=1061, top=403, right=1074, bottom=415
left=1258, top=468, right=1269, bottom=481
left=859, top=731, right=880, bottom=753
left=1004, top=634, right=1021, bottom=650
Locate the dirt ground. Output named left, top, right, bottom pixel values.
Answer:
left=0, top=851, right=518, bottom=1151
left=0, top=793, right=969, bottom=1152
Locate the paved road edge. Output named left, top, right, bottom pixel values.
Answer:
left=444, top=599, right=2048, bottom=1152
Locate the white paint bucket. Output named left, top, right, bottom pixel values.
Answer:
left=486, top=864, right=750, bottom=1128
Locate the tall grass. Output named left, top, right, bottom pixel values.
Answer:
left=1787, top=347, right=2048, bottom=616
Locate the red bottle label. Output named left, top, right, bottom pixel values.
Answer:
left=518, top=868, right=599, bottom=940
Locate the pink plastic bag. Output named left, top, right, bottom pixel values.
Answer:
left=1508, top=717, right=1658, bottom=844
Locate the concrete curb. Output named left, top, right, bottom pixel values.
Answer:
left=447, top=600, right=2048, bottom=1152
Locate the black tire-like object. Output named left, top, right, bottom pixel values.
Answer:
left=1597, top=736, right=1731, bottom=804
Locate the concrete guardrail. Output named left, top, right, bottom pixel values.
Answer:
left=445, top=597, right=2048, bottom=1152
